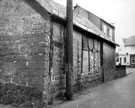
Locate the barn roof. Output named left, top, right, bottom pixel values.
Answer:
left=74, top=5, right=115, bottom=29
left=36, top=0, right=118, bottom=46
left=124, top=36, right=135, bottom=46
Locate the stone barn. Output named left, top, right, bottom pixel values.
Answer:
left=0, top=0, right=118, bottom=105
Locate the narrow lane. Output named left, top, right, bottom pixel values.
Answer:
left=54, top=72, right=135, bottom=108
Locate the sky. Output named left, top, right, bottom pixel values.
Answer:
left=52, top=0, right=135, bottom=45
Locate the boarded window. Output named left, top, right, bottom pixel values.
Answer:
left=94, top=39, right=100, bottom=52
left=89, top=51, right=94, bottom=73
left=82, top=37, right=101, bottom=74
left=98, top=52, right=101, bottom=67
left=109, top=28, right=113, bottom=40
left=88, top=38, right=93, bottom=50
left=94, top=39, right=98, bottom=51
left=53, top=22, right=64, bottom=43
left=94, top=52, right=101, bottom=72
left=90, top=39, right=101, bottom=73
left=83, top=51, right=89, bottom=74
left=83, top=35, right=88, bottom=50
left=94, top=52, right=98, bottom=72
left=103, top=24, right=107, bottom=34
left=97, top=41, right=101, bottom=52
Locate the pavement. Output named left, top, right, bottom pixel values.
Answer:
left=126, top=68, right=135, bottom=75
left=1, top=71, right=135, bottom=108
left=52, top=72, right=135, bottom=108
left=0, top=105, right=14, bottom=108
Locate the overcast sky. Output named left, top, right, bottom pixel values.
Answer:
left=52, top=0, right=135, bottom=45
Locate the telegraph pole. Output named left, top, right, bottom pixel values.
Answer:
left=65, top=0, right=73, bottom=100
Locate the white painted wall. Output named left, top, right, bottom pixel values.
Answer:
left=116, top=54, right=130, bottom=66
left=116, top=45, right=135, bottom=66
left=124, top=46, right=135, bottom=54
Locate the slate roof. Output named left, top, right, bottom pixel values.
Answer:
left=74, top=5, right=115, bottom=29
left=36, top=0, right=118, bottom=46
left=124, top=36, right=135, bottom=46
left=122, top=38, right=127, bottom=45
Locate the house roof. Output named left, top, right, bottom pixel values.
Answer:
left=36, top=0, right=118, bottom=46
left=122, top=38, right=128, bottom=45
left=124, top=36, right=135, bottom=46
left=74, top=5, right=115, bottom=29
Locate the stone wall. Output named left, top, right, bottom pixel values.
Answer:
left=116, top=65, right=126, bottom=78
left=0, top=0, right=50, bottom=101
left=50, top=23, right=103, bottom=97
left=0, top=0, right=116, bottom=104
left=50, top=21, right=65, bottom=100
left=73, top=32, right=103, bottom=91
left=73, top=31, right=82, bottom=91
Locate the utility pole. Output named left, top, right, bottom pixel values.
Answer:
left=65, top=0, right=73, bottom=100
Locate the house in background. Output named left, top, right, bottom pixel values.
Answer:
left=116, top=53, right=130, bottom=66
left=116, top=36, right=135, bottom=68
left=0, top=0, right=117, bottom=104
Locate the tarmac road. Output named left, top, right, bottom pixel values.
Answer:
left=54, top=72, right=135, bottom=108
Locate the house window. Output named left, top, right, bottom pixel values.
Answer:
left=103, top=24, right=107, bottom=34
left=109, top=28, right=113, bottom=40
left=124, top=57, right=126, bottom=63
left=116, top=58, right=119, bottom=62
left=131, top=57, right=135, bottom=64
left=120, top=57, right=122, bottom=65
left=82, top=51, right=89, bottom=74
left=82, top=36, right=89, bottom=74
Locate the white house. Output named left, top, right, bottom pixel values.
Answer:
left=116, top=36, right=135, bottom=68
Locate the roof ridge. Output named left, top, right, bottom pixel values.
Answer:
left=125, top=35, right=135, bottom=46
left=36, top=0, right=52, bottom=13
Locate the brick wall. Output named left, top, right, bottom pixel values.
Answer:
left=0, top=0, right=50, bottom=98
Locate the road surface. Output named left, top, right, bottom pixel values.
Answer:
left=54, top=72, right=135, bottom=108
